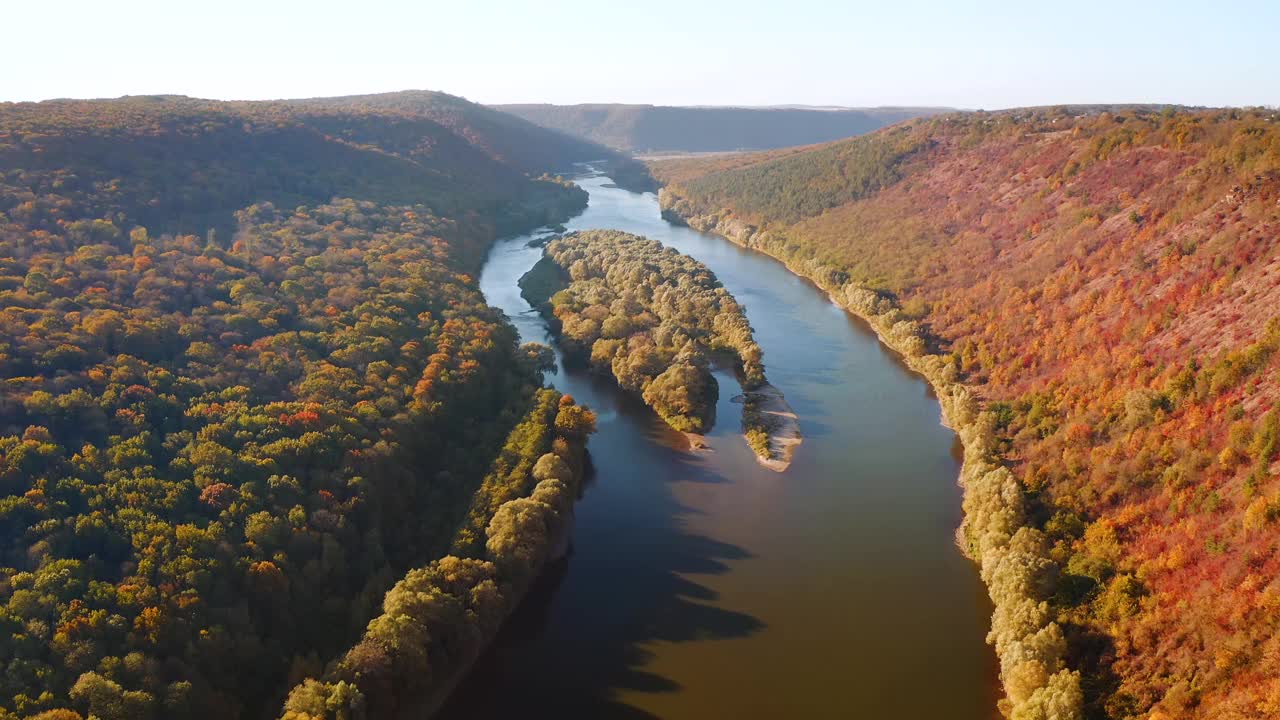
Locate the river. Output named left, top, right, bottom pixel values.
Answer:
left=437, top=167, right=999, bottom=719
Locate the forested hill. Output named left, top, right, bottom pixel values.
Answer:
left=0, top=93, right=596, bottom=719
left=652, top=106, right=1280, bottom=719
left=285, top=90, right=634, bottom=176
left=0, top=93, right=599, bottom=254
left=493, top=103, right=947, bottom=153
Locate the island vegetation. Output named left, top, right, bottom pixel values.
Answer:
left=521, top=230, right=797, bottom=465
left=652, top=105, right=1280, bottom=720
left=0, top=92, right=603, bottom=720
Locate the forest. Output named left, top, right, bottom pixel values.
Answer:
left=653, top=106, right=1280, bottom=720
left=0, top=93, right=601, bottom=719
left=7, top=83, right=1277, bottom=720
left=522, top=230, right=776, bottom=456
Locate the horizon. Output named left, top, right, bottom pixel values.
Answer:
left=7, top=0, right=1278, bottom=109
left=5, top=91, right=1273, bottom=114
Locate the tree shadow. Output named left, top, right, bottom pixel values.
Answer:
left=435, top=405, right=765, bottom=719
left=1063, top=620, right=1127, bottom=720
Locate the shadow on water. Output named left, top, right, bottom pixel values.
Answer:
left=439, top=167, right=1000, bottom=720
left=437, top=420, right=765, bottom=719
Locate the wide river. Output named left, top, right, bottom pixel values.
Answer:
left=438, top=168, right=999, bottom=719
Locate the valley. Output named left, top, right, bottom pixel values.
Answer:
left=2, top=80, right=1277, bottom=720
left=438, top=168, right=998, bottom=719
left=651, top=107, right=1280, bottom=719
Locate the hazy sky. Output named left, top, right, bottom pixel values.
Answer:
left=5, top=0, right=1277, bottom=108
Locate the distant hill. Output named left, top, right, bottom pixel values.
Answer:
left=0, top=92, right=607, bottom=244
left=288, top=90, right=629, bottom=174
left=492, top=103, right=949, bottom=153
left=652, top=105, right=1280, bottom=720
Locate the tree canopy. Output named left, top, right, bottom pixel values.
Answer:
left=654, top=106, right=1280, bottom=719
left=525, top=230, right=771, bottom=453
left=0, top=92, right=597, bottom=720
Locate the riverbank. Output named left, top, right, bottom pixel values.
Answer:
left=276, top=383, right=597, bottom=719
left=440, top=168, right=998, bottom=720
left=408, top=503, right=578, bottom=720
left=658, top=192, right=1084, bottom=720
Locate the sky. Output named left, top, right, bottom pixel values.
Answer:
left=4, top=0, right=1277, bottom=109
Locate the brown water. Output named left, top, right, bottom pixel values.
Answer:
left=437, top=168, right=1000, bottom=719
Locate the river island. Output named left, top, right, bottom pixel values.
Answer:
left=519, top=229, right=801, bottom=471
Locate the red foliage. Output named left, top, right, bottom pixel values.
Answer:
left=655, top=107, right=1280, bottom=717
left=199, top=482, right=238, bottom=510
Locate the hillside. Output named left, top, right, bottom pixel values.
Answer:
left=652, top=107, right=1280, bottom=720
left=0, top=94, right=597, bottom=248
left=0, top=93, right=595, bottom=719
left=287, top=91, right=657, bottom=192
left=494, top=103, right=946, bottom=153
left=287, top=90, right=626, bottom=175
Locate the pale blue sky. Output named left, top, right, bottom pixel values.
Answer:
left=4, top=0, right=1277, bottom=108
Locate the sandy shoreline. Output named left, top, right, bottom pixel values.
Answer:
left=682, top=431, right=710, bottom=451
left=736, top=384, right=801, bottom=472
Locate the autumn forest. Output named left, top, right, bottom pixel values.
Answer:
left=1, top=69, right=1278, bottom=720
left=654, top=106, right=1280, bottom=719
left=0, top=93, right=604, bottom=719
